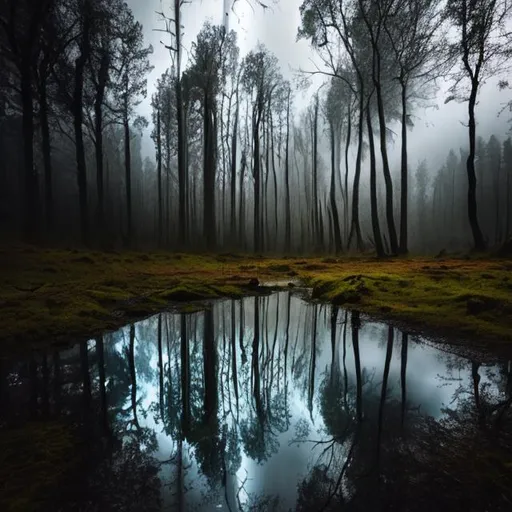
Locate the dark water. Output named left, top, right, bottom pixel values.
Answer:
left=1, top=292, right=512, bottom=511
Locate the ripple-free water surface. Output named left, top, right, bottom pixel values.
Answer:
left=1, top=292, right=511, bottom=511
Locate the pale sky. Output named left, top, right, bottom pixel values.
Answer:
left=127, top=0, right=512, bottom=175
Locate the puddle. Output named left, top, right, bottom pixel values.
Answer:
left=1, top=292, right=511, bottom=511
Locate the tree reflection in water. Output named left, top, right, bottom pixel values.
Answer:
left=1, top=291, right=512, bottom=511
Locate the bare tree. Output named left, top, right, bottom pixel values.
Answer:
left=445, top=0, right=512, bottom=251
left=383, top=0, right=444, bottom=254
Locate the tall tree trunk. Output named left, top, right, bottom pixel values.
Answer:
left=327, top=205, right=334, bottom=252
left=230, top=103, right=239, bottom=244
left=376, top=326, right=394, bottom=467
left=29, top=354, right=38, bottom=419
left=53, top=351, right=61, bottom=416
left=252, top=297, right=263, bottom=419
left=74, top=9, right=91, bottom=247
left=399, top=82, right=408, bottom=254
left=128, top=324, right=139, bottom=429
left=124, top=117, right=132, bottom=247
left=318, top=198, right=325, bottom=250
left=271, top=110, right=278, bottom=248
left=352, top=310, right=363, bottom=423
left=183, top=106, right=190, bottom=243
left=96, top=336, right=109, bottom=434
left=285, top=88, right=291, bottom=252
left=239, top=150, right=246, bottom=247
left=308, top=307, right=318, bottom=421
left=253, top=103, right=262, bottom=253
left=40, top=77, right=53, bottom=235
left=157, top=315, right=164, bottom=420
left=375, top=78, right=398, bottom=254
left=363, top=16, right=399, bottom=255
left=344, top=101, right=352, bottom=244
left=506, top=158, right=511, bottom=240
left=329, top=120, right=342, bottom=254
left=348, top=94, right=364, bottom=251
left=203, top=309, right=217, bottom=426
left=165, top=149, right=170, bottom=247
left=231, top=300, right=239, bottom=409
left=175, top=0, right=186, bottom=247
left=181, top=314, right=190, bottom=437
left=472, top=361, right=481, bottom=415
left=41, top=353, right=49, bottom=417
left=330, top=305, right=338, bottom=365
left=220, top=82, right=227, bottom=245
left=400, top=332, right=408, bottom=428
left=467, top=83, right=486, bottom=251
left=367, top=104, right=385, bottom=257
left=20, top=24, right=41, bottom=241
left=94, top=52, right=109, bottom=245
left=495, top=156, right=501, bottom=244
left=156, top=108, right=163, bottom=247
left=203, top=93, right=216, bottom=249
left=313, top=95, right=320, bottom=250
left=263, top=113, right=270, bottom=252
left=80, top=340, right=91, bottom=415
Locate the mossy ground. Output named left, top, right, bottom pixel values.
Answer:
left=0, top=422, right=77, bottom=512
left=0, top=245, right=511, bottom=352
left=305, top=257, right=512, bottom=349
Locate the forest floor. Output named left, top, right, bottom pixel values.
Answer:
left=0, top=245, right=511, bottom=354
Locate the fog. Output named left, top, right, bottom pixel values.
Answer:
left=130, top=0, right=511, bottom=171
left=2, top=0, right=512, bottom=254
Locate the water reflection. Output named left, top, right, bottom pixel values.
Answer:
left=1, top=292, right=512, bottom=511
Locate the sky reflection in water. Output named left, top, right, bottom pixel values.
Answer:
left=1, top=292, right=511, bottom=511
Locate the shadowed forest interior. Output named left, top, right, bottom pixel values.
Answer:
left=1, top=0, right=512, bottom=255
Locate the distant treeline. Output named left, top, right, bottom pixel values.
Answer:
left=1, top=0, right=511, bottom=254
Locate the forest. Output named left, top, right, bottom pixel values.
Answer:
left=1, top=0, right=511, bottom=255
left=1, top=0, right=512, bottom=511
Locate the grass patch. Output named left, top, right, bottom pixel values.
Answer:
left=0, top=246, right=511, bottom=351
left=303, top=258, right=512, bottom=347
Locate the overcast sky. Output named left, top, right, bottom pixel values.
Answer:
left=127, top=0, right=512, bottom=175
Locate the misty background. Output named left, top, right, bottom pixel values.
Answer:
left=2, top=0, right=512, bottom=254
left=130, top=0, right=511, bottom=170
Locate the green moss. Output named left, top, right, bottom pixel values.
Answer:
left=305, top=261, right=512, bottom=344
left=87, top=286, right=133, bottom=302
left=160, top=285, right=217, bottom=302
left=310, top=274, right=370, bottom=304
left=1, top=246, right=511, bottom=350
left=211, top=284, right=245, bottom=298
